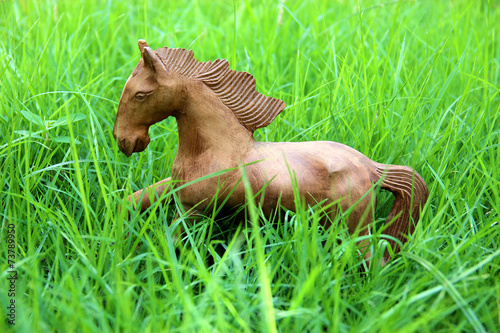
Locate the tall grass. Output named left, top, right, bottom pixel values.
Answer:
left=1, top=0, right=499, bottom=332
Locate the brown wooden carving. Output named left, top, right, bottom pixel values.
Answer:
left=113, top=40, right=429, bottom=263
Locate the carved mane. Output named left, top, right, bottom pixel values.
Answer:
left=144, top=47, right=287, bottom=133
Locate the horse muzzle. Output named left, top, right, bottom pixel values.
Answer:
left=115, top=135, right=150, bottom=157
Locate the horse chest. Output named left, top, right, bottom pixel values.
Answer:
left=171, top=155, right=243, bottom=210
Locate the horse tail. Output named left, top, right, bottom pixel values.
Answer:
left=374, top=163, right=429, bottom=257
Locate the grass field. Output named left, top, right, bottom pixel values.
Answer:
left=1, top=0, right=499, bottom=332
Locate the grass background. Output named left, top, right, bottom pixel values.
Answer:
left=1, top=0, right=499, bottom=331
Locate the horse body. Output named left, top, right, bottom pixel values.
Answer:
left=174, top=138, right=378, bottom=226
left=169, top=71, right=377, bottom=231
left=113, top=40, right=429, bottom=262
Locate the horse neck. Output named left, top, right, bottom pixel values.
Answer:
left=174, top=80, right=254, bottom=159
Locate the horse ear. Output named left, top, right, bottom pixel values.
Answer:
left=142, top=47, right=165, bottom=73
left=142, top=47, right=156, bottom=71
left=138, top=39, right=149, bottom=53
left=138, top=40, right=164, bottom=73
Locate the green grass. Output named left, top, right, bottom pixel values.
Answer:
left=1, top=0, right=499, bottom=331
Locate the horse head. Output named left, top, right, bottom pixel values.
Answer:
left=113, top=40, right=186, bottom=156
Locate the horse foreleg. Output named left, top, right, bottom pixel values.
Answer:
left=128, top=177, right=172, bottom=212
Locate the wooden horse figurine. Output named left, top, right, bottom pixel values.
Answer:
left=113, top=40, right=429, bottom=263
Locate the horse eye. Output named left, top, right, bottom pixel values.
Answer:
left=134, top=91, right=150, bottom=101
